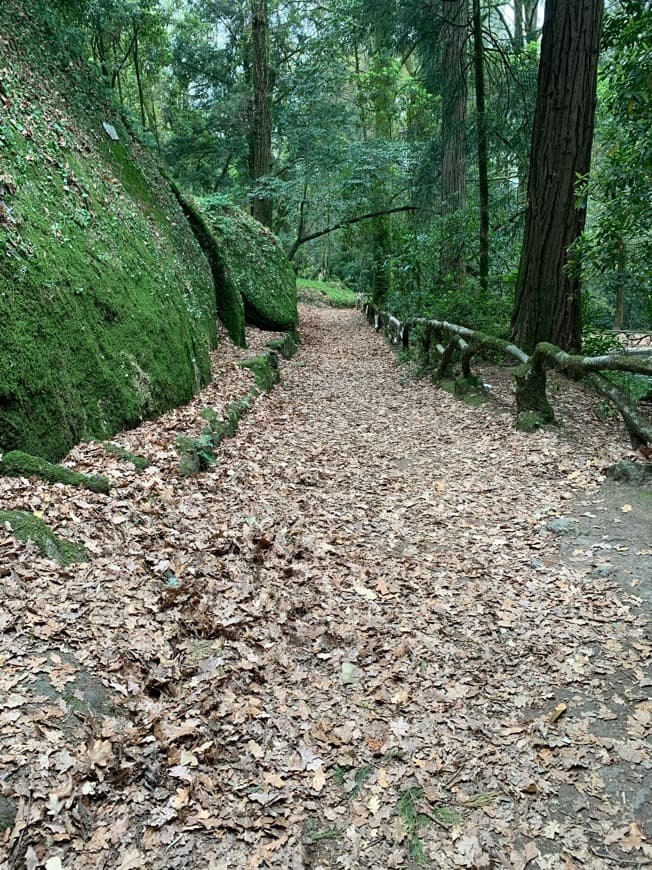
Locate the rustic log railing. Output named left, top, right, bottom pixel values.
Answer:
left=358, top=298, right=652, bottom=447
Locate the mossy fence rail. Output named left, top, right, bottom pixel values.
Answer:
left=359, top=299, right=652, bottom=449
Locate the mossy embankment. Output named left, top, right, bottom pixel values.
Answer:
left=0, top=0, right=217, bottom=460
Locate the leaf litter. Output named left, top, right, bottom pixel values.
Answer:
left=0, top=305, right=650, bottom=868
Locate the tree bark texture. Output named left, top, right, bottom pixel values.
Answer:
left=511, top=0, right=604, bottom=354
left=369, top=15, right=395, bottom=305
left=513, top=0, right=524, bottom=48
left=440, top=0, right=468, bottom=278
left=249, top=0, right=273, bottom=228
left=472, top=0, right=489, bottom=293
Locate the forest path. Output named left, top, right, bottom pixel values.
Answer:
left=1, top=306, right=650, bottom=868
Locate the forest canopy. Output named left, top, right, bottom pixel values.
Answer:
left=51, top=0, right=650, bottom=342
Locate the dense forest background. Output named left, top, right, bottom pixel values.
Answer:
left=52, top=0, right=650, bottom=339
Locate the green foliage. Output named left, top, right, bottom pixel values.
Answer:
left=0, top=0, right=217, bottom=460
left=0, top=510, right=88, bottom=564
left=396, top=787, right=431, bottom=866
left=346, top=765, right=373, bottom=800
left=176, top=432, right=218, bottom=476
left=297, top=279, right=358, bottom=308
left=388, top=269, right=512, bottom=339
left=0, top=451, right=110, bottom=494
left=303, top=825, right=341, bottom=845
left=579, top=2, right=652, bottom=330
left=582, top=332, right=652, bottom=404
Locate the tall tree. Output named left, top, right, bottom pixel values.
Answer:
left=440, top=0, right=468, bottom=279
left=249, top=0, right=273, bottom=227
left=511, top=0, right=604, bottom=353
left=471, top=0, right=488, bottom=293
left=367, top=2, right=397, bottom=304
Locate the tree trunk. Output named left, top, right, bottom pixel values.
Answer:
left=440, top=0, right=468, bottom=279
left=513, top=0, right=524, bottom=48
left=472, top=0, right=489, bottom=293
left=249, top=0, right=273, bottom=228
left=511, top=0, right=604, bottom=353
left=369, top=14, right=395, bottom=306
left=614, top=239, right=626, bottom=330
left=524, top=0, right=539, bottom=41
left=132, top=21, right=147, bottom=130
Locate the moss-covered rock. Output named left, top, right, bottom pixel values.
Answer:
left=0, top=450, right=110, bottom=494
left=171, top=187, right=246, bottom=347
left=0, top=0, right=217, bottom=461
left=176, top=397, right=254, bottom=476
left=240, top=353, right=280, bottom=393
left=267, top=332, right=299, bottom=359
left=0, top=510, right=87, bottom=564
left=101, top=442, right=151, bottom=471
left=198, top=199, right=298, bottom=331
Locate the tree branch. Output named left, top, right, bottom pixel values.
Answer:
left=287, top=205, right=417, bottom=260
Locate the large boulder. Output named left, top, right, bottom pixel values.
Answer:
left=0, top=0, right=217, bottom=460
left=199, top=199, right=298, bottom=333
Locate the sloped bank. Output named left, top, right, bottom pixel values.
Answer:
left=0, top=0, right=217, bottom=461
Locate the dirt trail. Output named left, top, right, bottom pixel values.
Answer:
left=1, top=306, right=650, bottom=869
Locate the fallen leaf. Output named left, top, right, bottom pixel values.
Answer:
left=616, top=744, right=645, bottom=764
left=549, top=702, right=568, bottom=723
left=86, top=740, right=113, bottom=768
left=311, top=769, right=326, bottom=792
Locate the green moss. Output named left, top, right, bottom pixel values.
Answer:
left=239, top=353, right=280, bottom=393
left=454, top=375, right=486, bottom=396
left=462, top=393, right=488, bottom=407
left=198, top=199, right=298, bottom=331
left=297, top=279, right=357, bottom=308
left=101, top=442, right=150, bottom=471
left=0, top=450, right=110, bottom=493
left=516, top=410, right=549, bottom=433
left=0, top=0, right=217, bottom=460
left=266, top=332, right=299, bottom=359
left=171, top=187, right=246, bottom=347
left=0, top=509, right=87, bottom=564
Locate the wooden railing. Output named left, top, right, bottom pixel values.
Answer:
left=359, top=298, right=652, bottom=449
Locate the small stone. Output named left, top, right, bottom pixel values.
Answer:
left=547, top=517, right=577, bottom=535
left=0, top=795, right=17, bottom=832
left=592, top=565, right=617, bottom=578
left=102, top=121, right=119, bottom=141
left=606, top=461, right=652, bottom=486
